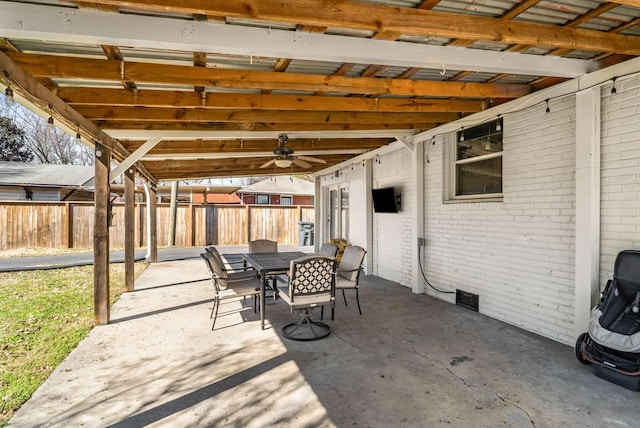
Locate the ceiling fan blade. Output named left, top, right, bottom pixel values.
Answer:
left=259, top=158, right=276, bottom=168
left=296, top=155, right=327, bottom=164
left=292, top=158, right=312, bottom=169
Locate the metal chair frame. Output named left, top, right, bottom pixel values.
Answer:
left=278, top=255, right=337, bottom=341
left=335, top=245, right=367, bottom=315
left=201, top=252, right=261, bottom=330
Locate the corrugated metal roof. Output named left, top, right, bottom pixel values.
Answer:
left=286, top=59, right=344, bottom=76
left=432, top=0, right=512, bottom=18
left=226, top=17, right=298, bottom=31
left=11, top=40, right=104, bottom=57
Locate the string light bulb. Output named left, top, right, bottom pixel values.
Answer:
left=496, top=116, right=502, bottom=132
left=75, top=126, right=81, bottom=143
left=611, top=77, right=617, bottom=97
left=459, top=127, right=465, bottom=142
left=4, top=86, right=14, bottom=104
left=545, top=99, right=550, bottom=115
left=47, top=104, right=54, bottom=129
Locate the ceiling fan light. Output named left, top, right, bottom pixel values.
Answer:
left=274, top=158, right=293, bottom=168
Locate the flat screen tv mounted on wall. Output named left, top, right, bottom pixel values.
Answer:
left=372, top=187, right=399, bottom=213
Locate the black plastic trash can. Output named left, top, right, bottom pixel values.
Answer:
left=298, top=222, right=315, bottom=246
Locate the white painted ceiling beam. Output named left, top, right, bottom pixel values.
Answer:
left=0, top=2, right=596, bottom=78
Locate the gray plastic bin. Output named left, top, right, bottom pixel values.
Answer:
left=298, top=222, right=315, bottom=246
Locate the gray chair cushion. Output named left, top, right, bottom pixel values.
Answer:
left=249, top=239, right=278, bottom=253
left=337, top=245, right=366, bottom=282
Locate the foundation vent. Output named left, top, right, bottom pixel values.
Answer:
left=456, top=290, right=479, bottom=312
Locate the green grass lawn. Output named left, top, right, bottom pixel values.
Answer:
left=0, top=263, right=146, bottom=426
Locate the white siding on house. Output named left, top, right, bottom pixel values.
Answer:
left=600, top=75, right=640, bottom=286
left=0, top=187, right=60, bottom=201
left=0, top=187, right=23, bottom=201
left=32, top=190, right=61, bottom=201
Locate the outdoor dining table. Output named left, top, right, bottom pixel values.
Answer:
left=241, top=251, right=307, bottom=329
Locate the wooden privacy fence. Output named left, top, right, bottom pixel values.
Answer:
left=0, top=201, right=315, bottom=251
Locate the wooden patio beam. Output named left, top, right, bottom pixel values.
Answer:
left=95, top=121, right=436, bottom=132
left=9, top=53, right=531, bottom=98
left=74, top=106, right=460, bottom=125
left=122, top=138, right=390, bottom=153
left=144, top=157, right=353, bottom=180
left=56, top=88, right=487, bottom=113
left=78, top=0, right=640, bottom=55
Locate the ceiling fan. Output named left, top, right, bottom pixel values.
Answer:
left=260, top=134, right=327, bottom=169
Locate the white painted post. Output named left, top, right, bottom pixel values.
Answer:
left=574, top=88, right=601, bottom=338
left=412, top=139, right=425, bottom=294
left=364, top=158, right=373, bottom=275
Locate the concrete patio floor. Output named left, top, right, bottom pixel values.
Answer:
left=9, top=251, right=640, bottom=427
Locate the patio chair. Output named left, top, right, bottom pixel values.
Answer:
left=317, top=242, right=339, bottom=257
left=278, top=255, right=337, bottom=341
left=205, top=246, right=257, bottom=280
left=248, top=239, right=278, bottom=253
left=248, top=239, right=281, bottom=296
left=335, top=245, right=367, bottom=315
left=201, top=252, right=262, bottom=331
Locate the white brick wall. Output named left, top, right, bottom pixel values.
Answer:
left=371, top=149, right=414, bottom=287
left=600, top=75, right=640, bottom=284
left=423, top=96, right=578, bottom=344
left=317, top=74, right=640, bottom=346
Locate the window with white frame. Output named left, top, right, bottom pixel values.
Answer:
left=280, top=196, right=292, bottom=205
left=256, top=194, right=270, bottom=205
left=447, top=118, right=503, bottom=201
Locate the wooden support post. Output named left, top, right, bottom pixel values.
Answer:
left=124, top=168, right=135, bottom=292
left=149, top=185, right=158, bottom=262
left=65, top=202, right=73, bottom=248
left=190, top=203, right=196, bottom=246
left=138, top=202, right=144, bottom=248
left=245, top=205, right=251, bottom=243
left=93, top=142, right=111, bottom=325
left=169, top=181, right=179, bottom=246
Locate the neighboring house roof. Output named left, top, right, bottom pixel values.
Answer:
left=239, top=176, right=314, bottom=196
left=0, top=161, right=94, bottom=188
left=189, top=192, right=242, bottom=204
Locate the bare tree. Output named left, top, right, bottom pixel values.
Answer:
left=1, top=94, right=93, bottom=165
